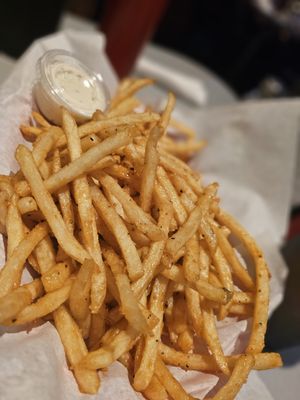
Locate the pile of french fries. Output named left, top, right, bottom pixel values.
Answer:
left=0, top=78, right=282, bottom=399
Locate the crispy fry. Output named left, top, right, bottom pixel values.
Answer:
left=155, top=357, right=192, bottom=400
left=41, top=261, right=72, bottom=292
left=91, top=184, right=143, bottom=281
left=0, top=222, right=48, bottom=298
left=98, top=173, right=165, bottom=241
left=209, top=355, right=254, bottom=400
left=133, top=276, right=168, bottom=391
left=140, top=125, right=162, bottom=212
left=7, top=279, right=72, bottom=325
left=0, top=279, right=43, bottom=323
left=53, top=305, right=100, bottom=394
left=16, top=145, right=89, bottom=263
left=217, top=211, right=270, bottom=354
left=62, top=109, right=106, bottom=313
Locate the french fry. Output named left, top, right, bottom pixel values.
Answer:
left=110, top=78, right=154, bottom=109
left=160, top=92, right=176, bottom=133
left=6, top=194, right=24, bottom=258
left=208, top=355, right=254, bottom=400
left=15, top=145, right=89, bottom=263
left=217, top=211, right=270, bottom=354
left=52, top=149, right=75, bottom=234
left=98, top=173, right=165, bottom=241
left=91, top=184, right=143, bottom=281
left=133, top=276, right=168, bottom=391
left=140, top=125, right=162, bottom=212
left=0, top=279, right=43, bottom=323
left=62, top=109, right=106, bottom=313
left=165, top=185, right=217, bottom=258
left=79, top=324, right=139, bottom=370
left=41, top=261, right=72, bottom=292
left=143, top=375, right=168, bottom=400
left=34, top=235, right=56, bottom=274
left=202, top=303, right=230, bottom=376
left=7, top=279, right=72, bottom=325
left=53, top=305, right=100, bottom=394
left=0, top=222, right=48, bottom=298
left=155, top=357, right=192, bottom=400
left=69, top=259, right=95, bottom=323
left=17, top=196, right=38, bottom=214
left=103, top=245, right=150, bottom=334
left=157, top=166, right=187, bottom=224
left=158, top=343, right=282, bottom=371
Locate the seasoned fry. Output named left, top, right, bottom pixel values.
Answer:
left=62, top=109, right=106, bottom=313
left=103, top=245, right=150, bottom=334
left=209, top=355, right=254, bottom=400
left=0, top=279, right=43, bottom=323
left=155, top=357, right=191, bottom=400
left=16, top=145, right=89, bottom=263
left=41, top=261, right=72, bottom=292
left=140, top=125, right=162, bottom=212
left=69, top=259, right=95, bottom=323
left=6, top=194, right=24, bottom=258
left=98, top=173, right=165, bottom=241
left=133, top=276, right=168, bottom=391
left=7, top=279, right=72, bottom=325
left=217, top=211, right=270, bottom=354
left=53, top=305, right=100, bottom=394
left=0, top=222, right=48, bottom=298
left=91, top=184, right=143, bottom=281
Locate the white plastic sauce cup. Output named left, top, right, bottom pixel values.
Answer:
left=34, top=49, right=110, bottom=125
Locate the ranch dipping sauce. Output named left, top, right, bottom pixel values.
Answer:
left=34, top=49, right=109, bottom=125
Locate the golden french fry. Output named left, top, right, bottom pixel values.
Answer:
left=34, top=235, right=56, bottom=274
left=98, top=173, right=165, bottom=241
left=0, top=279, right=43, bottom=323
left=69, top=259, right=95, bottom=323
left=157, top=166, right=187, bottom=225
left=155, top=357, right=192, bottom=400
left=110, top=79, right=154, bottom=109
left=0, top=222, right=48, bottom=298
left=16, top=130, right=133, bottom=197
left=158, top=343, right=282, bottom=372
left=7, top=279, right=72, bottom=325
left=79, top=324, right=139, bottom=370
left=209, top=355, right=254, bottom=400
left=217, top=211, right=270, bottom=354
left=165, top=184, right=217, bottom=257
left=53, top=305, right=100, bottom=394
left=6, top=194, right=24, bottom=258
left=133, top=276, right=168, bottom=391
left=32, top=111, right=51, bottom=128
left=143, top=375, right=168, bottom=400
left=91, top=184, right=143, bottom=281
left=41, top=261, right=72, bottom=292
left=103, top=245, right=150, bottom=334
left=62, top=108, right=106, bottom=313
left=17, top=196, right=38, bottom=214
left=202, top=303, right=230, bottom=376
left=52, top=149, right=75, bottom=234
left=140, top=125, right=162, bottom=212
left=15, top=145, right=89, bottom=263
left=160, top=92, right=176, bottom=132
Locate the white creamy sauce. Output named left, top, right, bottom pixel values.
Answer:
left=49, top=62, right=106, bottom=113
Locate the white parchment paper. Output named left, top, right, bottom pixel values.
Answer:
left=1, top=30, right=299, bottom=399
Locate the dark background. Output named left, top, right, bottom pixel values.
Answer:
left=1, top=0, right=300, bottom=96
